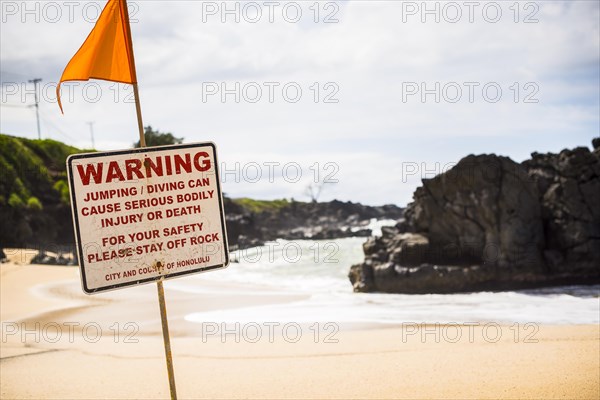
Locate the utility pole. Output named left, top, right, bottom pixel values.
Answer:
left=28, top=78, right=42, bottom=139
left=87, top=121, right=95, bottom=149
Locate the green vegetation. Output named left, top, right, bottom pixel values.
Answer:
left=8, top=193, right=25, bottom=208
left=1, top=128, right=185, bottom=213
left=0, top=134, right=93, bottom=247
left=134, top=126, right=183, bottom=148
left=26, top=196, right=43, bottom=210
left=232, top=198, right=293, bottom=214
left=53, top=180, right=71, bottom=204
left=21, top=138, right=85, bottom=171
left=0, top=134, right=90, bottom=209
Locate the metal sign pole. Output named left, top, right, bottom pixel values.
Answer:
left=124, top=0, right=178, bottom=394
left=157, top=279, right=178, bottom=400
left=132, top=81, right=178, bottom=400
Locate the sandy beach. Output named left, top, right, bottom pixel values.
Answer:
left=1, top=249, right=599, bottom=400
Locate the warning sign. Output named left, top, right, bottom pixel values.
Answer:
left=67, top=142, right=229, bottom=294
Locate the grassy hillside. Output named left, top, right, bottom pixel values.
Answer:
left=232, top=197, right=292, bottom=213
left=0, top=134, right=92, bottom=208
left=0, top=134, right=92, bottom=247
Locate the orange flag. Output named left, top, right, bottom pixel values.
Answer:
left=57, top=0, right=137, bottom=113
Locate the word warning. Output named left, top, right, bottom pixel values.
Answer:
left=67, top=142, right=229, bottom=294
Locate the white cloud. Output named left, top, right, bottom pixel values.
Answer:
left=1, top=0, right=598, bottom=205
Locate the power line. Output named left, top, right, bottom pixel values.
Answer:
left=1, top=74, right=77, bottom=144
left=0, top=70, right=29, bottom=86
left=0, top=69, right=30, bottom=80
left=0, top=103, right=33, bottom=108
left=38, top=107, right=76, bottom=142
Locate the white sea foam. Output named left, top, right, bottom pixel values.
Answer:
left=177, top=220, right=600, bottom=326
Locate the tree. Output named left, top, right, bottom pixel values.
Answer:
left=134, top=126, right=183, bottom=148
left=304, top=182, right=327, bottom=203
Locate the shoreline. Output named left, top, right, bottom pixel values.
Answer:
left=1, top=257, right=599, bottom=399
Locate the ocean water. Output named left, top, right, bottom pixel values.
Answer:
left=177, top=220, right=600, bottom=326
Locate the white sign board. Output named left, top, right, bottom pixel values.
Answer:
left=67, top=142, right=229, bottom=294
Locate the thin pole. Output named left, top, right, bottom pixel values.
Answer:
left=29, top=78, right=42, bottom=139
left=87, top=121, right=95, bottom=149
left=132, top=84, right=145, bottom=146
left=133, top=74, right=178, bottom=400
left=157, top=279, right=177, bottom=400
left=121, top=0, right=177, bottom=397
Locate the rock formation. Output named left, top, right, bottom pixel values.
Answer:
left=349, top=139, right=600, bottom=293
left=225, top=198, right=403, bottom=250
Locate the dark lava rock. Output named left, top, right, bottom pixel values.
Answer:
left=30, top=251, right=77, bottom=266
left=350, top=139, right=600, bottom=293
left=524, top=145, right=600, bottom=273
left=226, top=199, right=402, bottom=250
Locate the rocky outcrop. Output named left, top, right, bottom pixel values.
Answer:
left=30, top=251, right=78, bottom=266
left=350, top=140, right=600, bottom=293
left=226, top=199, right=403, bottom=250
left=524, top=146, right=600, bottom=273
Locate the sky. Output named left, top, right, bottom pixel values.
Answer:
left=1, top=0, right=599, bottom=206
